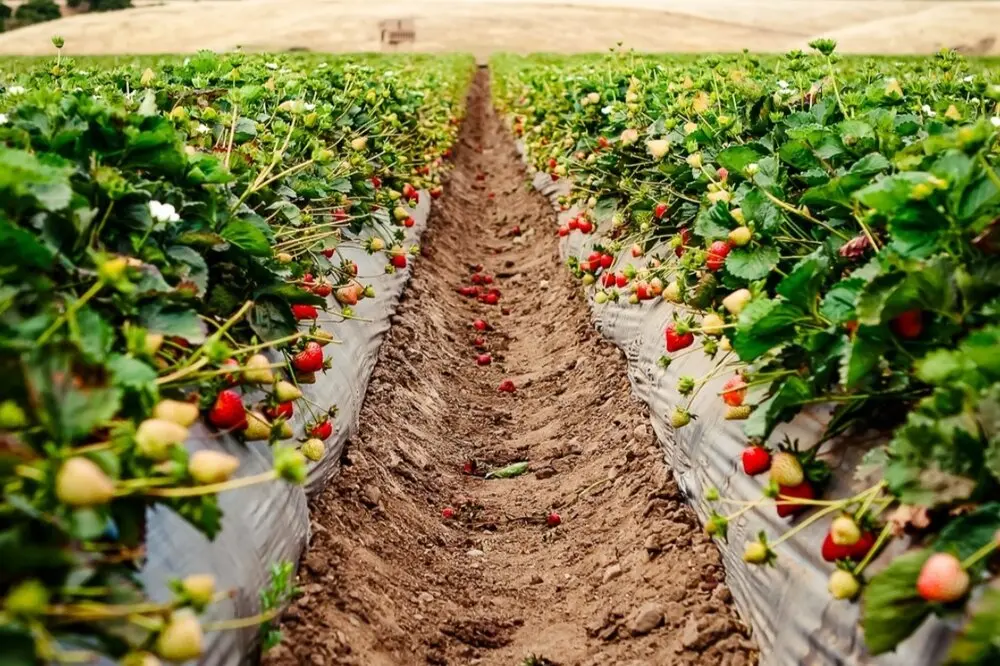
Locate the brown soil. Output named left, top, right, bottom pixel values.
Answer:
left=261, top=68, right=757, bottom=666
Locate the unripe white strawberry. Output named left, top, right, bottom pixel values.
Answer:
left=728, top=226, right=752, bottom=247
left=350, top=136, right=368, bottom=151
left=155, top=609, right=204, bottom=662
left=722, top=288, right=752, bottom=315
left=831, top=516, right=861, bottom=546
left=180, top=574, right=216, bottom=608
left=702, top=313, right=725, bottom=336
left=647, top=139, right=670, bottom=160
left=370, top=237, right=386, bottom=252
left=144, top=333, right=165, bottom=356
left=274, top=380, right=303, bottom=403
left=276, top=252, right=293, bottom=264
left=770, top=452, right=804, bottom=486
left=242, top=354, right=274, bottom=385
left=743, top=542, right=769, bottom=564
left=686, top=152, right=702, bottom=168
left=188, top=450, right=240, bottom=484
left=301, top=438, right=326, bottom=462
left=828, top=570, right=860, bottom=600
left=153, top=400, right=199, bottom=427
left=56, top=457, right=115, bottom=507
left=135, top=419, right=189, bottom=461
left=663, top=281, right=681, bottom=303
left=620, top=128, right=639, bottom=146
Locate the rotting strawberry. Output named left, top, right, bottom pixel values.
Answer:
left=208, top=390, right=247, bottom=431
left=473, top=336, right=486, bottom=348
left=674, top=228, right=691, bottom=257
left=473, top=319, right=488, bottom=331
left=706, top=240, right=732, bottom=271
left=664, top=322, right=694, bottom=352
left=498, top=379, right=516, bottom=393
left=917, top=553, right=969, bottom=603
left=442, top=507, right=456, bottom=520
left=292, top=342, right=325, bottom=374
left=462, top=460, right=478, bottom=475
left=776, top=481, right=814, bottom=518
left=891, top=309, right=923, bottom=339
left=291, top=304, right=319, bottom=321
left=546, top=511, right=561, bottom=528
left=741, top=446, right=771, bottom=475
left=476, top=353, right=492, bottom=366
left=721, top=376, right=747, bottom=406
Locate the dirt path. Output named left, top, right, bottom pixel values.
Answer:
left=263, top=69, right=757, bottom=666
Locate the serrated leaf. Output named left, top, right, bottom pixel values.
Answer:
left=743, top=376, right=812, bottom=440
left=716, top=143, right=768, bottom=175
left=139, top=303, right=207, bottom=343
left=248, top=296, right=297, bottom=342
left=732, top=297, right=804, bottom=362
left=820, top=278, right=863, bottom=323
left=220, top=219, right=272, bottom=257
left=862, top=549, right=932, bottom=655
left=725, top=245, right=779, bottom=280
left=946, top=585, right=1000, bottom=665
left=693, top=202, right=735, bottom=241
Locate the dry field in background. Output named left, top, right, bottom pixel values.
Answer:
left=0, top=0, right=996, bottom=56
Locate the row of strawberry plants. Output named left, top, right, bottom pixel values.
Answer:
left=0, top=44, right=472, bottom=664
left=493, top=44, right=1000, bottom=661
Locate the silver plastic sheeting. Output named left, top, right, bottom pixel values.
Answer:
left=520, top=146, right=953, bottom=666
left=137, top=194, right=431, bottom=665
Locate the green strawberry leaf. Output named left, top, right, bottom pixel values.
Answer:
left=725, top=246, right=779, bottom=281
left=945, top=585, right=1000, bottom=665
left=862, top=549, right=933, bottom=655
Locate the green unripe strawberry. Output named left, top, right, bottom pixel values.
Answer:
left=274, top=380, right=303, bottom=403
left=301, top=438, right=326, bottom=462
left=728, top=226, right=752, bottom=247
left=156, top=609, right=204, bottom=662
left=828, top=570, right=860, bottom=600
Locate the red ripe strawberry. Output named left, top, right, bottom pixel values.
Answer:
left=587, top=251, right=601, bottom=265
left=430, top=186, right=443, bottom=199
left=484, top=291, right=500, bottom=305
left=546, top=511, right=561, bottom=527
left=579, top=260, right=593, bottom=273
left=402, top=183, right=418, bottom=201
left=550, top=173, right=559, bottom=182
left=473, top=319, right=488, bottom=331
left=265, top=402, right=294, bottom=421
left=403, top=216, right=415, bottom=228
left=601, top=272, right=616, bottom=288
left=568, top=218, right=580, bottom=231
left=488, top=192, right=496, bottom=200
left=548, top=158, right=558, bottom=170
left=721, top=376, right=747, bottom=406
left=891, top=309, right=923, bottom=339
left=371, top=176, right=382, bottom=189
left=577, top=219, right=593, bottom=234
left=599, top=254, right=613, bottom=269
left=674, top=228, right=691, bottom=257
left=208, top=390, right=247, bottom=431
left=312, top=283, right=332, bottom=297
left=390, top=253, right=407, bottom=269
left=473, top=336, right=486, bottom=348
left=498, top=379, right=516, bottom=393
left=615, top=274, right=628, bottom=288
left=635, top=283, right=651, bottom=300
left=741, top=446, right=771, bottom=475
left=776, top=482, right=814, bottom=518
left=291, top=304, right=318, bottom=320
left=310, top=419, right=334, bottom=440
left=476, top=354, right=492, bottom=366
left=558, top=226, right=570, bottom=237
left=665, top=322, right=694, bottom=352
left=220, top=358, right=241, bottom=386
left=333, top=208, right=349, bottom=222
left=323, top=247, right=335, bottom=258
left=597, top=136, right=610, bottom=149
left=483, top=275, right=494, bottom=284
left=442, top=507, right=456, bottom=520
left=654, top=202, right=668, bottom=219
left=302, top=274, right=315, bottom=284
left=471, top=273, right=484, bottom=285
left=706, top=241, right=732, bottom=271
left=462, top=460, right=477, bottom=475
left=822, top=530, right=876, bottom=562
left=717, top=167, right=729, bottom=182
left=511, top=225, right=522, bottom=236
left=292, top=342, right=325, bottom=373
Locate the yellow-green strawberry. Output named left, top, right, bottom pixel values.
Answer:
left=242, top=354, right=274, bottom=385
left=728, top=226, right=753, bottom=247
left=243, top=411, right=272, bottom=441
left=828, top=570, right=860, bottom=600
left=56, top=458, right=115, bottom=507
left=274, top=380, right=303, bottom=403
left=724, top=405, right=751, bottom=420
left=180, top=574, right=216, bottom=608
left=702, top=313, right=725, bottom=336
left=722, top=288, right=752, bottom=315
left=188, top=450, right=240, bottom=484
left=770, top=452, right=804, bottom=486
left=155, top=609, right=204, bottom=662
left=670, top=407, right=691, bottom=428
left=153, top=399, right=200, bottom=427
left=301, top=438, right=326, bottom=462
left=743, top=542, right=769, bottom=564
left=830, top=516, right=861, bottom=546
left=135, top=419, right=189, bottom=461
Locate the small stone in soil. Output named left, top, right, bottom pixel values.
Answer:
left=630, top=603, right=665, bottom=635
left=467, top=549, right=485, bottom=557
left=602, top=564, right=623, bottom=583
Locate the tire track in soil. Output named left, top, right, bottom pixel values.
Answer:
left=263, top=68, right=758, bottom=666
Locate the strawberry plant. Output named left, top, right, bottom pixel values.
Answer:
left=495, top=44, right=1000, bottom=659
left=0, top=46, right=471, bottom=662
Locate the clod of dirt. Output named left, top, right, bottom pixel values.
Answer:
left=263, top=68, right=756, bottom=666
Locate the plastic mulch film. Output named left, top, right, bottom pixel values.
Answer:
left=136, top=195, right=431, bottom=665
left=518, top=144, right=954, bottom=666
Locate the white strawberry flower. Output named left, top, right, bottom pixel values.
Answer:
left=149, top=200, right=180, bottom=224
left=921, top=104, right=936, bottom=117
left=195, top=123, right=210, bottom=134
left=0, top=113, right=7, bottom=125
left=777, top=80, right=790, bottom=89
left=963, top=75, right=974, bottom=83
left=266, top=62, right=278, bottom=70
left=7, top=85, right=25, bottom=95
left=992, top=117, right=1000, bottom=127
left=304, top=102, right=316, bottom=111
left=318, top=63, right=328, bottom=69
